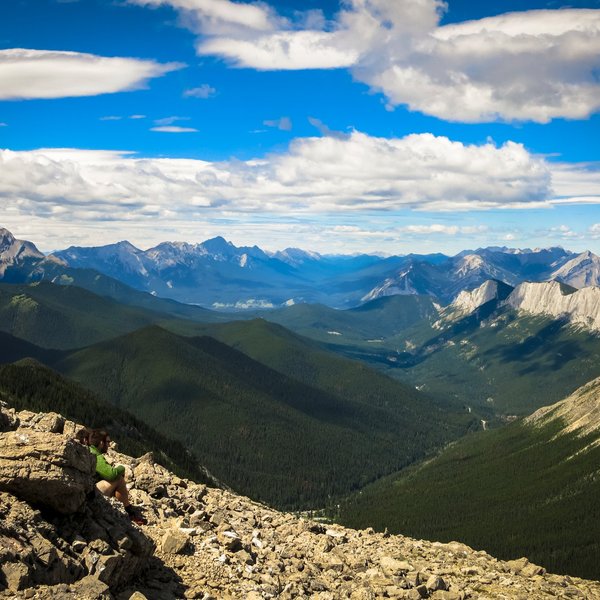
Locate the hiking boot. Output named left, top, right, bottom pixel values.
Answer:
left=125, top=505, right=147, bottom=525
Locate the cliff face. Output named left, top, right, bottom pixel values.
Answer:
left=2, top=402, right=600, bottom=600
left=505, top=281, right=600, bottom=332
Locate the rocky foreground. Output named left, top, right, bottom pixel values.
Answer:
left=1, top=404, right=600, bottom=600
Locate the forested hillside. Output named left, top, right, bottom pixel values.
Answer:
left=0, top=360, right=217, bottom=486
left=337, top=381, right=600, bottom=581
left=53, top=325, right=470, bottom=508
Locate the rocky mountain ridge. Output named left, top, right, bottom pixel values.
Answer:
left=2, top=402, right=600, bottom=599
left=438, top=279, right=600, bottom=334
left=4, top=226, right=600, bottom=309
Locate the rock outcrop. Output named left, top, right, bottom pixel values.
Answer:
left=0, top=427, right=95, bottom=514
left=0, top=404, right=154, bottom=597
left=2, top=402, right=600, bottom=599
left=505, top=280, right=600, bottom=332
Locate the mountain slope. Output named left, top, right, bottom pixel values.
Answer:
left=4, top=403, right=600, bottom=599
left=303, top=280, right=600, bottom=418
left=0, top=359, right=216, bottom=485
left=551, top=250, right=600, bottom=288
left=259, top=294, right=439, bottom=348
left=506, top=280, right=600, bottom=332
left=337, top=376, right=600, bottom=581
left=53, top=325, right=467, bottom=509
left=178, top=317, right=461, bottom=423
left=0, top=281, right=176, bottom=349
left=0, top=256, right=225, bottom=323
left=0, top=227, right=47, bottom=275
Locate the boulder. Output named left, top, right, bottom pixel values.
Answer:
left=0, top=405, right=18, bottom=432
left=0, top=429, right=95, bottom=514
left=160, top=529, right=189, bottom=554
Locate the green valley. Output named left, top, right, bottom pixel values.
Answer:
left=336, top=378, right=600, bottom=580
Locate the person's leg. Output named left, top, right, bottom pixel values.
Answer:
left=96, top=478, right=121, bottom=497
left=113, top=477, right=130, bottom=508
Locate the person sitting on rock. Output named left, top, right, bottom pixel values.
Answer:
left=78, top=428, right=147, bottom=525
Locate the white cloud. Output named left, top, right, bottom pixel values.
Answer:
left=184, top=84, right=216, bottom=98
left=100, top=116, right=123, bottom=121
left=0, top=123, right=7, bottom=127
left=0, top=49, right=183, bottom=100
left=129, top=0, right=279, bottom=33
left=0, top=131, right=565, bottom=229
left=400, top=224, right=487, bottom=236
left=263, top=116, right=292, bottom=131
left=307, top=117, right=347, bottom=139
left=549, top=162, right=600, bottom=205
left=134, top=0, right=600, bottom=122
left=154, top=116, right=191, bottom=126
left=129, top=114, right=147, bottom=119
left=150, top=126, right=199, bottom=132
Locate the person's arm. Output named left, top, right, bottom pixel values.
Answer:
left=95, top=453, right=125, bottom=482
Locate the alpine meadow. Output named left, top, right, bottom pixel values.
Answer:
left=1, top=0, right=600, bottom=598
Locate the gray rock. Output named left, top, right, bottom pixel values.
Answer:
left=426, top=575, right=448, bottom=591
left=0, top=429, right=95, bottom=513
left=161, top=529, right=189, bottom=554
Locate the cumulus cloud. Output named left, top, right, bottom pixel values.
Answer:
left=0, top=49, right=183, bottom=100
left=263, top=116, right=292, bottom=131
left=184, top=84, right=216, bottom=98
left=130, top=0, right=600, bottom=122
left=0, top=131, right=566, bottom=229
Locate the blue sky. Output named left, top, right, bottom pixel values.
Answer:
left=1, top=0, right=599, bottom=255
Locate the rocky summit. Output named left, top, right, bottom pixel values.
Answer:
left=1, top=403, right=600, bottom=599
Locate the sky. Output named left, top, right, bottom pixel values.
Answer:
left=1, top=0, right=600, bottom=255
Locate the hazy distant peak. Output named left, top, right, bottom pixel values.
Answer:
left=201, top=236, right=234, bottom=254
left=550, top=250, right=600, bottom=288
left=273, top=247, right=322, bottom=265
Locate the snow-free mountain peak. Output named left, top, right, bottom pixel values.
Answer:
left=550, top=250, right=600, bottom=288
left=450, top=279, right=513, bottom=315
left=505, top=280, right=600, bottom=332
left=0, top=227, right=45, bottom=276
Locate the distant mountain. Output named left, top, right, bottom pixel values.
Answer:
left=3, top=226, right=600, bottom=309
left=0, top=227, right=57, bottom=276
left=550, top=250, right=600, bottom=288
left=361, top=247, right=576, bottom=303
left=337, top=376, right=600, bottom=581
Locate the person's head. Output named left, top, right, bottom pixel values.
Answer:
left=88, top=429, right=110, bottom=453
left=75, top=428, right=90, bottom=446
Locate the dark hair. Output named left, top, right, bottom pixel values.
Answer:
left=75, top=427, right=91, bottom=445
left=88, top=429, right=110, bottom=449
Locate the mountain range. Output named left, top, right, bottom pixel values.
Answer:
left=2, top=226, right=600, bottom=581
left=3, top=226, right=600, bottom=309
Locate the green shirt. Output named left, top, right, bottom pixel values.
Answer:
left=89, top=445, right=125, bottom=482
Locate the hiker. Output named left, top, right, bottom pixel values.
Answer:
left=77, top=428, right=146, bottom=525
